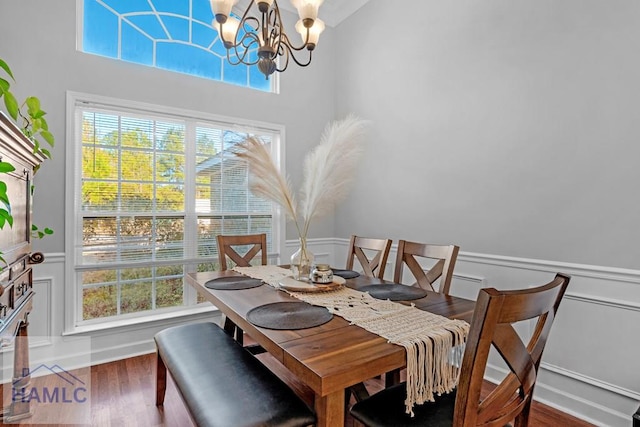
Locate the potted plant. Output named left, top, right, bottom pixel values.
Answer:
left=0, top=57, right=53, bottom=263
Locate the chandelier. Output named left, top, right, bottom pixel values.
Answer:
left=210, top=0, right=325, bottom=79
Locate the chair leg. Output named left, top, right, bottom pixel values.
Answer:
left=514, top=398, right=532, bottom=427
left=222, top=315, right=246, bottom=345
left=348, top=382, right=370, bottom=403
left=385, top=368, right=401, bottom=387
left=155, top=350, right=167, bottom=406
left=222, top=315, right=236, bottom=336
left=235, top=326, right=244, bottom=345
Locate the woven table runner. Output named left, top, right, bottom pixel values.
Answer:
left=234, top=265, right=469, bottom=414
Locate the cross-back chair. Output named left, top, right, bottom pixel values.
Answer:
left=217, top=233, right=267, bottom=347
left=393, top=240, right=460, bottom=295
left=350, top=273, right=571, bottom=427
left=346, top=235, right=392, bottom=279
left=217, top=233, right=268, bottom=271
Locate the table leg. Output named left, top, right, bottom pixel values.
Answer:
left=315, top=390, right=345, bottom=427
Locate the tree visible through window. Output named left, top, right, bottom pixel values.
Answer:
left=80, top=0, right=273, bottom=92
left=72, top=99, right=277, bottom=323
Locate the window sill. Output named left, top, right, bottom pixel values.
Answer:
left=62, top=305, right=220, bottom=336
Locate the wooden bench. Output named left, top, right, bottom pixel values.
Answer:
left=155, top=322, right=316, bottom=427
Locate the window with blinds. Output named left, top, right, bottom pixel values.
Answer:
left=71, top=98, right=279, bottom=324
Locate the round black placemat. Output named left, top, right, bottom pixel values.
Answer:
left=205, top=276, right=263, bottom=290
left=331, top=269, right=360, bottom=279
left=247, top=302, right=333, bottom=330
left=360, top=284, right=428, bottom=301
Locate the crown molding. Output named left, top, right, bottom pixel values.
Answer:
left=277, top=0, right=372, bottom=27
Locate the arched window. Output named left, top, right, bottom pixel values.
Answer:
left=80, top=0, right=273, bottom=92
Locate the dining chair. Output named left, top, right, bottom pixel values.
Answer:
left=217, top=233, right=268, bottom=271
left=346, top=235, right=392, bottom=278
left=393, top=240, right=460, bottom=295
left=350, top=273, right=571, bottom=427
left=217, top=233, right=268, bottom=347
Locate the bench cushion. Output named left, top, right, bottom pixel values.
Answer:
left=155, top=322, right=316, bottom=427
left=350, top=382, right=456, bottom=427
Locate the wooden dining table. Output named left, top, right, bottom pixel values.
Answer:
left=186, top=269, right=476, bottom=427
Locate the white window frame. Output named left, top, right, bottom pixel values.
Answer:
left=64, top=91, right=286, bottom=333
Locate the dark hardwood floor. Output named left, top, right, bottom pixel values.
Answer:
left=1, top=353, right=594, bottom=426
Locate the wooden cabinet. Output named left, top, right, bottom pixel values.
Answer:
left=0, top=112, right=45, bottom=422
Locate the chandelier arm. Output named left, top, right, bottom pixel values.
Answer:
left=227, top=32, right=260, bottom=66
left=275, top=44, right=291, bottom=73
left=241, top=16, right=261, bottom=33
left=226, top=48, right=259, bottom=66
left=273, top=1, right=310, bottom=51
left=277, top=42, right=312, bottom=70
left=277, top=31, right=309, bottom=53
left=238, top=31, right=261, bottom=50
left=229, top=20, right=261, bottom=66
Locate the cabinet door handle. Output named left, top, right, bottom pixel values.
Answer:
left=17, top=282, right=28, bottom=293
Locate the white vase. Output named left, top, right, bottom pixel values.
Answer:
left=290, top=237, right=314, bottom=281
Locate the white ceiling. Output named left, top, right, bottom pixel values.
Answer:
left=278, top=0, right=372, bottom=27
left=235, top=0, right=372, bottom=27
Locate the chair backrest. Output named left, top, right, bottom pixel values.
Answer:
left=346, top=235, right=392, bottom=279
left=453, top=273, right=571, bottom=427
left=217, top=233, right=268, bottom=271
left=393, top=240, right=460, bottom=294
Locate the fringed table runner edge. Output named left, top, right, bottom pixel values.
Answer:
left=233, top=265, right=470, bottom=414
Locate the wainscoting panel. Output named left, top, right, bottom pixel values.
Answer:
left=332, top=238, right=640, bottom=427
left=28, top=253, right=222, bottom=373
left=27, top=243, right=640, bottom=426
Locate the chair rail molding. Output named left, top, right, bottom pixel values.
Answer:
left=458, top=251, right=640, bottom=284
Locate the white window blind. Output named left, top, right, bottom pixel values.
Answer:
left=71, top=99, right=279, bottom=324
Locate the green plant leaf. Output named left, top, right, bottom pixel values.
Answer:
left=0, top=78, right=10, bottom=92
left=31, top=224, right=37, bottom=231
left=41, top=130, right=54, bottom=146
left=0, top=162, right=15, bottom=173
left=40, top=116, right=49, bottom=130
left=40, top=148, right=52, bottom=159
left=44, top=227, right=54, bottom=235
left=31, top=118, right=41, bottom=132
left=3, top=90, right=19, bottom=120
left=0, top=208, right=13, bottom=228
left=33, top=110, right=46, bottom=119
left=0, top=181, right=9, bottom=202
left=0, top=58, right=15, bottom=81
left=0, top=253, right=6, bottom=268
left=26, top=96, right=40, bottom=116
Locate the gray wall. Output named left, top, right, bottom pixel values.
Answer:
left=333, top=0, right=640, bottom=270
left=0, top=0, right=336, bottom=250
left=2, top=2, right=640, bottom=424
